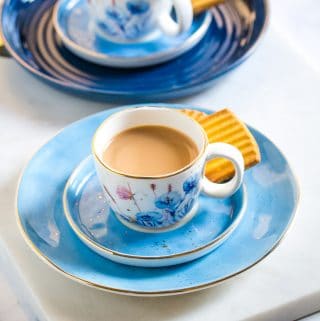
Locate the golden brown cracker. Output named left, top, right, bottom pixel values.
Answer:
left=181, top=108, right=261, bottom=182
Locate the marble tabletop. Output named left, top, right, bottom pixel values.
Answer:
left=1, top=0, right=320, bottom=320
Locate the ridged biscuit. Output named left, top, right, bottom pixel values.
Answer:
left=181, top=108, right=261, bottom=182
left=180, top=109, right=208, bottom=123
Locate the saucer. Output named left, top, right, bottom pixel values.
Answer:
left=53, top=0, right=212, bottom=68
left=16, top=104, right=299, bottom=296
left=63, top=156, right=246, bottom=267
left=1, top=0, right=268, bottom=101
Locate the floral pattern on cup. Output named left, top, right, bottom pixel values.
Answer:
left=103, top=173, right=201, bottom=229
left=95, top=0, right=152, bottom=40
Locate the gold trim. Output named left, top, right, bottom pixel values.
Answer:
left=91, top=107, right=209, bottom=179
left=16, top=151, right=300, bottom=296
left=16, top=190, right=299, bottom=296
left=14, top=105, right=300, bottom=297
left=63, top=166, right=247, bottom=260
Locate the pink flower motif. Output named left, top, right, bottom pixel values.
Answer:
left=116, top=186, right=134, bottom=200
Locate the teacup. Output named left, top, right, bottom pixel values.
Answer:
left=92, top=107, right=244, bottom=233
left=88, top=0, right=193, bottom=43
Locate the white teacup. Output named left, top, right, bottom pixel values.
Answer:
left=89, top=0, right=193, bottom=43
left=92, top=107, right=244, bottom=233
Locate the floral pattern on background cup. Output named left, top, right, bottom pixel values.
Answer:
left=92, top=107, right=244, bottom=233
left=88, top=0, right=194, bottom=42
left=95, top=0, right=152, bottom=40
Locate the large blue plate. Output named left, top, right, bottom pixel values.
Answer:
left=16, top=104, right=299, bottom=296
left=0, top=0, right=268, bottom=101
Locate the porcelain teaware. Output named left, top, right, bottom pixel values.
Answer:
left=92, top=107, right=245, bottom=232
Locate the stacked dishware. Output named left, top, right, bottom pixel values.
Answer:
left=0, top=0, right=268, bottom=101
left=2, top=0, right=294, bottom=297
left=53, top=0, right=209, bottom=68
left=16, top=103, right=299, bottom=295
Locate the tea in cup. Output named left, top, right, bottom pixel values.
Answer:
left=92, top=107, right=244, bottom=232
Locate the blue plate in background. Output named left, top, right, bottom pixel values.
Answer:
left=0, top=0, right=268, bottom=101
left=16, top=104, right=299, bottom=296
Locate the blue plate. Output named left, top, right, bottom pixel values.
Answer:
left=53, top=0, right=212, bottom=68
left=63, top=156, right=246, bottom=267
left=0, top=0, right=268, bottom=101
left=16, top=104, right=299, bottom=296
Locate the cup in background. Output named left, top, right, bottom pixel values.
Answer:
left=88, top=0, right=193, bottom=43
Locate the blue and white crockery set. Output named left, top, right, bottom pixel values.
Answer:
left=0, top=0, right=298, bottom=297
left=16, top=104, right=299, bottom=295
left=53, top=0, right=203, bottom=67
left=1, top=0, right=268, bottom=100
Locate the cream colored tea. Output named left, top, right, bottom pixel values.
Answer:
left=102, top=125, right=199, bottom=176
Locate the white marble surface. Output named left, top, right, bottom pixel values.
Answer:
left=303, top=314, right=320, bottom=321
left=1, top=0, right=320, bottom=320
left=0, top=263, right=29, bottom=321
left=0, top=240, right=47, bottom=321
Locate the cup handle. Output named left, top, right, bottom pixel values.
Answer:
left=202, top=143, right=245, bottom=198
left=157, top=0, right=193, bottom=37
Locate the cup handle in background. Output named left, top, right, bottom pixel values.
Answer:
left=202, top=143, right=245, bottom=198
left=157, top=0, right=193, bottom=37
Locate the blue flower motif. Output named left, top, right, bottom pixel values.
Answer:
left=97, top=21, right=118, bottom=36
left=136, top=211, right=163, bottom=228
left=118, top=212, right=132, bottom=223
left=126, top=1, right=149, bottom=15
left=175, top=198, right=195, bottom=221
left=163, top=208, right=175, bottom=217
left=106, top=8, right=122, bottom=20
left=155, top=191, right=182, bottom=210
left=160, top=209, right=176, bottom=227
left=183, top=175, right=200, bottom=194
left=105, top=7, right=129, bottom=31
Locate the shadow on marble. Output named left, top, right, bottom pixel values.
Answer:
left=1, top=220, right=250, bottom=321
left=25, top=256, right=247, bottom=321
left=244, top=290, right=320, bottom=321
left=0, top=169, right=245, bottom=321
left=0, top=62, right=113, bottom=127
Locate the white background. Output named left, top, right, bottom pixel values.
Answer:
left=1, top=0, right=320, bottom=320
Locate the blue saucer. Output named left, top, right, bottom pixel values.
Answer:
left=63, top=156, right=246, bottom=267
left=16, top=104, right=299, bottom=296
left=1, top=0, right=268, bottom=101
left=53, top=0, right=212, bottom=68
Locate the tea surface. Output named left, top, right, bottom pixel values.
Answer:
left=102, top=125, right=198, bottom=176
